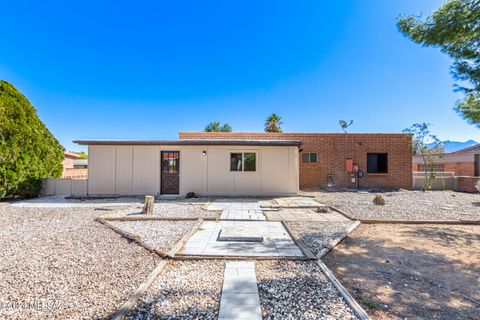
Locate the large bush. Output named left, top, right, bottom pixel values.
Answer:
left=0, top=80, right=64, bottom=198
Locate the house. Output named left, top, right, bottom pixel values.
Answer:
left=413, top=143, right=480, bottom=177
left=74, top=132, right=412, bottom=196
left=61, top=152, right=88, bottom=179
left=62, top=151, right=81, bottom=170
left=73, top=139, right=300, bottom=196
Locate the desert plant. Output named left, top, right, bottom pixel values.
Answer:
left=403, top=123, right=444, bottom=190
left=0, top=80, right=64, bottom=199
left=373, top=194, right=385, bottom=206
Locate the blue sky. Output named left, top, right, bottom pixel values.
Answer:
left=1, top=0, right=478, bottom=152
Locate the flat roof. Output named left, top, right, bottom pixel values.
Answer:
left=73, top=139, right=302, bottom=147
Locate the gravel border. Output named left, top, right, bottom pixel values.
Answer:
left=126, top=260, right=225, bottom=320
left=256, top=260, right=357, bottom=320
left=108, top=220, right=197, bottom=254
left=286, top=221, right=357, bottom=257
left=108, top=201, right=220, bottom=219
left=314, top=190, right=480, bottom=221
left=0, top=205, right=160, bottom=319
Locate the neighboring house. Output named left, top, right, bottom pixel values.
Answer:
left=412, top=144, right=480, bottom=177
left=63, top=151, right=81, bottom=170
left=74, top=131, right=412, bottom=196
left=62, top=152, right=88, bottom=179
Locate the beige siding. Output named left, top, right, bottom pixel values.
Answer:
left=87, top=145, right=298, bottom=196
left=115, top=146, right=133, bottom=194
left=88, top=145, right=116, bottom=195
left=133, top=146, right=159, bottom=194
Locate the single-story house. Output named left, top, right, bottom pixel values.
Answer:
left=412, top=143, right=480, bottom=177
left=74, top=132, right=412, bottom=196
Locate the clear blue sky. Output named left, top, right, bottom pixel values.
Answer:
left=1, top=0, right=478, bottom=152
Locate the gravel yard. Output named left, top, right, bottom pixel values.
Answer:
left=126, top=260, right=225, bottom=319
left=108, top=220, right=196, bottom=253
left=0, top=204, right=160, bottom=319
left=256, top=260, right=357, bottom=320
left=314, top=190, right=480, bottom=221
left=324, top=224, right=480, bottom=320
left=287, top=221, right=357, bottom=257
left=108, top=200, right=220, bottom=219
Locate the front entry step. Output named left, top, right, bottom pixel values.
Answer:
left=218, top=226, right=264, bottom=242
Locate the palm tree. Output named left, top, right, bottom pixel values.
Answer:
left=264, top=113, right=283, bottom=132
left=204, top=122, right=233, bottom=132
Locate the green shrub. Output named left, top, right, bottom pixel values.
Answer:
left=0, top=80, right=63, bottom=199
left=373, top=194, right=385, bottom=205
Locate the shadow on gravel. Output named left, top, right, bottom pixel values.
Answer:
left=323, top=225, right=480, bottom=320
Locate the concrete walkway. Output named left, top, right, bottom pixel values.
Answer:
left=208, top=199, right=266, bottom=221
left=219, top=261, right=262, bottom=320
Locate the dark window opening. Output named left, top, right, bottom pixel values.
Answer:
left=244, top=153, right=256, bottom=171
left=367, top=153, right=388, bottom=174
left=302, top=152, right=318, bottom=163
left=230, top=153, right=242, bottom=171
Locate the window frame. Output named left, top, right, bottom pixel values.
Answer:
left=230, top=151, right=257, bottom=172
left=302, top=152, right=318, bottom=163
left=367, top=153, right=388, bottom=174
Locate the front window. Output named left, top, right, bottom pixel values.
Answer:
left=230, top=152, right=256, bottom=172
left=230, top=153, right=242, bottom=171
left=367, top=153, right=388, bottom=174
left=302, top=152, right=318, bottom=163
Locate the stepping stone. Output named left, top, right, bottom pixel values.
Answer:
left=219, top=262, right=262, bottom=320
left=218, top=226, right=263, bottom=242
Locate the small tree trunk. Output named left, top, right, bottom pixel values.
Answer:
left=143, top=195, right=154, bottom=215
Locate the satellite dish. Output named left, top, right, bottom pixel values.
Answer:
left=339, top=120, right=353, bottom=133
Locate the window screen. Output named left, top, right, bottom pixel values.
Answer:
left=367, top=153, right=388, bottom=173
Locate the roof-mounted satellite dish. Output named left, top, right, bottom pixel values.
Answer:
left=339, top=120, right=353, bottom=133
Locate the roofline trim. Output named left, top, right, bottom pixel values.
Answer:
left=73, top=139, right=302, bottom=146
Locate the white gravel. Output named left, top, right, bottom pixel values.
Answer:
left=314, top=190, right=480, bottom=221
left=256, top=260, right=357, bottom=320
left=109, top=200, right=220, bottom=219
left=0, top=204, right=160, bottom=319
left=287, top=221, right=356, bottom=256
left=126, top=260, right=224, bottom=320
left=108, top=220, right=196, bottom=253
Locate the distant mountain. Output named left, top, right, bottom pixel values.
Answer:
left=427, top=139, right=478, bottom=152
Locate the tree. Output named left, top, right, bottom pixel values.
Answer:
left=204, top=122, right=233, bottom=132
left=0, top=80, right=64, bottom=198
left=397, top=0, right=480, bottom=127
left=264, top=113, right=283, bottom=132
left=403, top=123, right=444, bottom=190
left=75, top=151, right=88, bottom=159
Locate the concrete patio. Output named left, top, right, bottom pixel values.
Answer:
left=179, top=221, right=304, bottom=257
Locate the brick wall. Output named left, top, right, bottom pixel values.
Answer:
left=444, top=162, right=475, bottom=176
left=456, top=176, right=480, bottom=193
left=179, top=132, right=413, bottom=190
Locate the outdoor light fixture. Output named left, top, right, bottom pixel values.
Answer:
left=202, top=150, right=207, bottom=156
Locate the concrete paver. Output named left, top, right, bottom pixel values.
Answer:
left=219, top=262, right=262, bottom=320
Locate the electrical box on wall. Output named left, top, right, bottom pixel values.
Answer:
left=345, top=159, right=353, bottom=172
